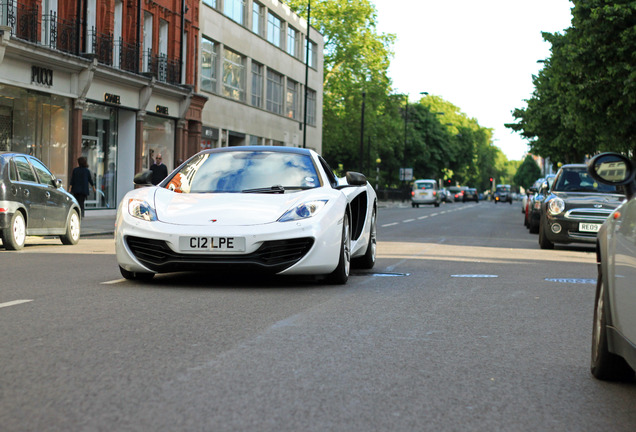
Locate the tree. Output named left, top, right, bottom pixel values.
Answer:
left=514, top=155, right=543, bottom=190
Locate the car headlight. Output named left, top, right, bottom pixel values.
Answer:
left=127, top=198, right=158, bottom=221
left=547, top=197, right=565, bottom=215
left=279, top=200, right=328, bottom=222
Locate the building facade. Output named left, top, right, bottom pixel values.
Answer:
left=0, top=0, right=204, bottom=213
left=198, top=0, right=323, bottom=153
left=0, top=0, right=323, bottom=214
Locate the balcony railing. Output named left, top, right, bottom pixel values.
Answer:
left=1, top=2, right=182, bottom=86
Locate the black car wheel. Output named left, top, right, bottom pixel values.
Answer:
left=3, top=211, right=26, bottom=250
left=538, top=219, right=555, bottom=249
left=60, top=210, right=81, bottom=245
left=119, top=266, right=155, bottom=281
left=354, top=208, right=376, bottom=270
left=327, top=214, right=351, bottom=284
left=591, top=262, right=634, bottom=380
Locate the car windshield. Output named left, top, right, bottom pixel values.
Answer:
left=553, top=168, right=617, bottom=193
left=415, top=182, right=434, bottom=190
left=496, top=186, right=510, bottom=193
left=164, top=151, right=321, bottom=193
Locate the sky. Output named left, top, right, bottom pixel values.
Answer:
left=371, top=0, right=574, bottom=161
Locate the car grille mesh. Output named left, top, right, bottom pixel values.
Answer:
left=125, top=236, right=314, bottom=273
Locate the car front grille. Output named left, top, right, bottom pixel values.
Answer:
left=125, top=236, right=314, bottom=273
left=565, top=207, right=613, bottom=221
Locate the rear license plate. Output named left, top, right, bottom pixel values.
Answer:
left=179, top=236, right=246, bottom=252
left=579, top=223, right=602, bottom=233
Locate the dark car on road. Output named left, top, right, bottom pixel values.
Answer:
left=538, top=164, right=623, bottom=249
left=462, top=187, right=479, bottom=203
left=0, top=152, right=81, bottom=250
left=493, top=184, right=512, bottom=204
left=587, top=152, right=636, bottom=381
left=527, top=174, right=555, bottom=233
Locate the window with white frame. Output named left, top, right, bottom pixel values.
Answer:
left=305, top=39, right=317, bottom=68
left=252, top=2, right=263, bottom=35
left=266, top=69, right=283, bottom=115
left=287, top=26, right=297, bottom=57
left=222, top=48, right=246, bottom=101
left=201, top=37, right=217, bottom=93
left=307, top=88, right=316, bottom=126
left=202, top=0, right=217, bottom=8
left=267, top=12, right=282, bottom=48
left=251, top=62, right=264, bottom=108
left=143, top=11, right=153, bottom=72
left=224, top=0, right=245, bottom=25
left=286, top=79, right=298, bottom=120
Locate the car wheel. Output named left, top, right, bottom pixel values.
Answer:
left=434, top=202, right=440, bottom=207
left=353, top=207, right=376, bottom=270
left=538, top=219, right=554, bottom=249
left=60, top=210, right=81, bottom=245
left=327, top=214, right=351, bottom=284
left=591, top=263, right=634, bottom=380
left=3, top=211, right=26, bottom=250
left=119, top=266, right=155, bottom=281
left=528, top=217, right=539, bottom=234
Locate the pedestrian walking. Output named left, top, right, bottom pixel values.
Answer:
left=69, top=156, right=96, bottom=218
left=150, top=153, right=168, bottom=185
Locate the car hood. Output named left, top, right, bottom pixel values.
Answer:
left=553, top=191, right=624, bottom=208
left=153, top=188, right=312, bottom=226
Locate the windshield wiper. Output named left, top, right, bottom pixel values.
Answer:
left=242, top=185, right=286, bottom=194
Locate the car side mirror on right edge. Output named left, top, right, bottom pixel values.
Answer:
left=588, top=152, right=635, bottom=200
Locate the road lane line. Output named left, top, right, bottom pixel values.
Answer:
left=0, top=300, right=33, bottom=309
left=381, top=222, right=399, bottom=227
left=417, top=216, right=429, bottom=220
left=101, top=279, right=126, bottom=285
left=403, top=219, right=415, bottom=223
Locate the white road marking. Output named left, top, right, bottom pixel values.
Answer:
left=0, top=299, right=33, bottom=309
left=417, top=216, right=429, bottom=220
left=451, top=275, right=498, bottom=278
left=381, top=222, right=399, bottom=227
left=101, top=279, right=126, bottom=285
left=403, top=219, right=415, bottom=223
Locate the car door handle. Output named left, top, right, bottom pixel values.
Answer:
left=23, top=189, right=29, bottom=197
left=45, top=191, right=51, bottom=199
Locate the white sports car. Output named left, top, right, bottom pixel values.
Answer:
left=115, top=146, right=377, bottom=284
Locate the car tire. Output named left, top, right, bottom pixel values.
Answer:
left=353, top=208, right=376, bottom=270
left=538, top=219, right=554, bottom=249
left=591, top=263, right=634, bottom=380
left=3, top=211, right=26, bottom=250
left=434, top=202, right=440, bottom=207
left=60, top=210, right=81, bottom=245
left=529, top=217, right=539, bottom=234
left=119, top=266, right=155, bottom=281
left=327, top=214, right=351, bottom=284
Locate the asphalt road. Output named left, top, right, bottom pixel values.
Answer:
left=1, top=201, right=635, bottom=431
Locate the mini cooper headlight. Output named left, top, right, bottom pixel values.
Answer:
left=128, top=199, right=158, bottom=221
left=279, top=200, right=328, bottom=222
left=547, top=197, right=565, bottom=215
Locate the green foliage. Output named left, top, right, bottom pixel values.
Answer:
left=286, top=0, right=513, bottom=188
left=514, top=155, right=543, bottom=190
left=507, top=0, right=636, bottom=164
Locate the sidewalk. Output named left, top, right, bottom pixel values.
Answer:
left=80, top=199, right=411, bottom=238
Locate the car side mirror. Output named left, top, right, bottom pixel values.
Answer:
left=588, top=152, right=635, bottom=199
left=345, top=171, right=367, bottom=186
left=134, top=170, right=154, bottom=186
left=54, top=178, right=63, bottom=189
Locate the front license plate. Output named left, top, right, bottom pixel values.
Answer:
left=579, top=223, right=602, bottom=233
left=179, top=236, right=246, bottom=252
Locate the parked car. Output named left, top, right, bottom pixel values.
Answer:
left=0, top=152, right=81, bottom=250
left=440, top=188, right=454, bottom=203
left=527, top=174, right=555, bottom=233
left=587, top=152, right=636, bottom=381
left=462, top=187, right=479, bottom=203
left=411, top=179, right=441, bottom=207
left=115, top=146, right=377, bottom=284
left=538, top=164, right=623, bottom=249
left=493, top=184, right=512, bottom=204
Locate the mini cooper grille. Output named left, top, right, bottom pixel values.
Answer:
left=125, top=236, right=314, bottom=273
left=565, top=208, right=613, bottom=221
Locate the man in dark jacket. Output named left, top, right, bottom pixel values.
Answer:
left=150, top=153, right=168, bottom=185
left=69, top=156, right=96, bottom=217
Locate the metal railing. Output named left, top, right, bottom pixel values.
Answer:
left=1, top=1, right=181, bottom=85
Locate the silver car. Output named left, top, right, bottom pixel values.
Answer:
left=588, top=152, right=636, bottom=380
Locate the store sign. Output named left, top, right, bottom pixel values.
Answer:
left=31, top=66, right=53, bottom=86
left=155, top=105, right=169, bottom=115
left=104, top=93, right=121, bottom=104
